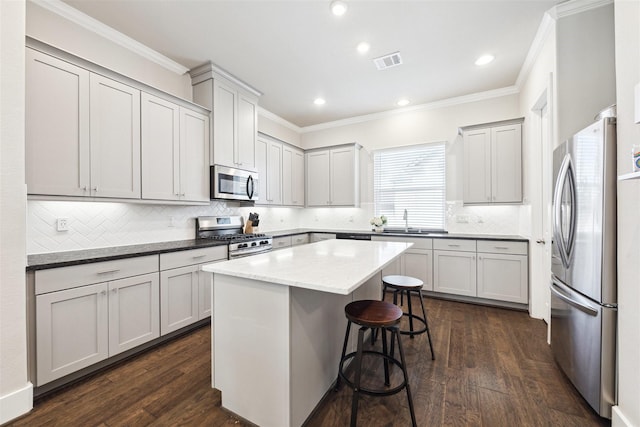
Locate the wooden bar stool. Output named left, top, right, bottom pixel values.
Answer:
left=383, top=275, right=435, bottom=360
left=336, top=300, right=417, bottom=427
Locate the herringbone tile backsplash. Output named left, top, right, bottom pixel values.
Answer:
left=27, top=200, right=237, bottom=254
left=27, top=200, right=523, bottom=254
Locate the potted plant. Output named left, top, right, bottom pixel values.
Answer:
left=370, top=215, right=387, bottom=232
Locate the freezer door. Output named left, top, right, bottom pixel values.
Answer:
left=550, top=276, right=616, bottom=418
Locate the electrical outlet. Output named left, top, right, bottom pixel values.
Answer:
left=455, top=215, right=469, bottom=223
left=56, top=218, right=69, bottom=231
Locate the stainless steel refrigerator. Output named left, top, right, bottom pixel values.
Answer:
left=550, top=115, right=617, bottom=419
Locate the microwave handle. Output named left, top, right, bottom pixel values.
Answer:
left=247, top=175, right=254, bottom=199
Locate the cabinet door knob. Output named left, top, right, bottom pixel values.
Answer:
left=536, top=239, right=546, bottom=244
left=100, top=290, right=107, bottom=296
left=112, top=288, right=118, bottom=293
left=93, top=187, right=98, bottom=192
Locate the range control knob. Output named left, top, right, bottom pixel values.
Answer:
left=251, top=242, right=257, bottom=247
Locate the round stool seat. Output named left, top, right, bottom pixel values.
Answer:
left=383, top=275, right=423, bottom=289
left=345, top=300, right=402, bottom=328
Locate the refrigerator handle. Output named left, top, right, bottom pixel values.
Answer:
left=553, top=154, right=575, bottom=268
left=550, top=277, right=599, bottom=316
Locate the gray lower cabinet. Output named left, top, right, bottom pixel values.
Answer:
left=272, top=236, right=292, bottom=250
left=160, top=265, right=200, bottom=334
left=292, top=234, right=310, bottom=246
left=310, top=233, right=336, bottom=243
left=371, top=236, right=433, bottom=291
left=34, top=256, right=159, bottom=386
left=33, top=246, right=228, bottom=387
left=476, top=241, right=528, bottom=303
left=159, top=246, right=227, bottom=335
left=433, top=250, right=477, bottom=296
left=433, top=239, right=477, bottom=297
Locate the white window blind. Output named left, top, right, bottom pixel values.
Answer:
left=373, top=142, right=446, bottom=230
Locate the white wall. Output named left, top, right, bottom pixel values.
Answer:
left=0, top=0, right=32, bottom=423
left=258, top=111, right=302, bottom=147
left=613, top=1, right=640, bottom=426
left=556, top=3, right=617, bottom=143
left=300, top=93, right=526, bottom=235
left=517, top=16, right=557, bottom=321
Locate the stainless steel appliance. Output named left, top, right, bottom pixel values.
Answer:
left=211, top=165, right=258, bottom=202
left=196, top=216, right=272, bottom=259
left=550, top=114, right=617, bottom=418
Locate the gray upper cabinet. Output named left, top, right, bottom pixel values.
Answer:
left=141, top=93, right=210, bottom=203
left=26, top=49, right=141, bottom=199
left=89, top=74, right=141, bottom=199
left=190, top=63, right=261, bottom=170
left=26, top=48, right=90, bottom=197
left=283, top=144, right=305, bottom=207
left=26, top=43, right=210, bottom=204
left=462, top=119, right=523, bottom=204
left=306, top=144, right=361, bottom=207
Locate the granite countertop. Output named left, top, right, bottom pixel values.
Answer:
left=27, top=229, right=528, bottom=271
left=202, top=240, right=412, bottom=295
left=27, top=239, right=227, bottom=271
left=270, top=228, right=528, bottom=242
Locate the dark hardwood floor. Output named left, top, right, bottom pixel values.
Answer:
left=7, top=298, right=610, bottom=427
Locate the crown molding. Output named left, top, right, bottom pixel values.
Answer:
left=300, top=86, right=520, bottom=133
left=515, top=12, right=555, bottom=89
left=551, top=0, right=613, bottom=19
left=31, top=0, right=189, bottom=75
left=258, top=107, right=302, bottom=134
left=189, top=62, right=262, bottom=97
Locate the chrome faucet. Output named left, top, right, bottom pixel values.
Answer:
left=403, top=209, right=408, bottom=232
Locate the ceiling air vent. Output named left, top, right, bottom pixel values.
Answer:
left=373, top=51, right=403, bottom=70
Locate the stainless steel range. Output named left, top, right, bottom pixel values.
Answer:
left=196, top=216, right=272, bottom=259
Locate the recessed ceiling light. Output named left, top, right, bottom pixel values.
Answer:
left=357, top=42, right=370, bottom=54
left=314, top=98, right=326, bottom=106
left=397, top=99, right=410, bottom=107
left=475, top=54, right=495, bottom=66
left=330, top=0, right=347, bottom=16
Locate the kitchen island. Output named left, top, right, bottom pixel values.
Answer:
left=202, top=239, right=412, bottom=427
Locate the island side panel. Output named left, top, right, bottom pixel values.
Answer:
left=290, top=288, right=351, bottom=426
left=213, top=274, right=291, bottom=427
left=290, top=273, right=383, bottom=426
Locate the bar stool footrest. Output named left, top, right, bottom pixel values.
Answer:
left=399, top=313, right=428, bottom=336
left=338, top=350, right=408, bottom=397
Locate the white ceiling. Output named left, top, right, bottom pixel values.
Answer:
left=62, top=0, right=558, bottom=128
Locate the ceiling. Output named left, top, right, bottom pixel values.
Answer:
left=62, top=0, right=558, bottom=128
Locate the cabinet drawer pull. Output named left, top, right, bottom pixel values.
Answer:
left=97, top=269, right=120, bottom=275
left=494, top=246, right=509, bottom=250
left=447, top=244, right=460, bottom=247
left=192, top=255, right=207, bottom=259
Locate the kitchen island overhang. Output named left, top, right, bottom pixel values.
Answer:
left=202, top=239, right=413, bottom=427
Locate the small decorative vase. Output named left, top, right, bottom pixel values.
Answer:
left=374, top=226, right=384, bottom=233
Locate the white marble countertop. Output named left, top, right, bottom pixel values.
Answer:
left=202, top=239, right=412, bottom=295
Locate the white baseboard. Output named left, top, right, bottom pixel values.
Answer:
left=612, top=405, right=635, bottom=427
left=0, top=382, right=33, bottom=424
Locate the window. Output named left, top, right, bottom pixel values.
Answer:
left=373, top=142, right=446, bottom=230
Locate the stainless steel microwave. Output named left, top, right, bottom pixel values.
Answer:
left=211, top=165, right=259, bottom=202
